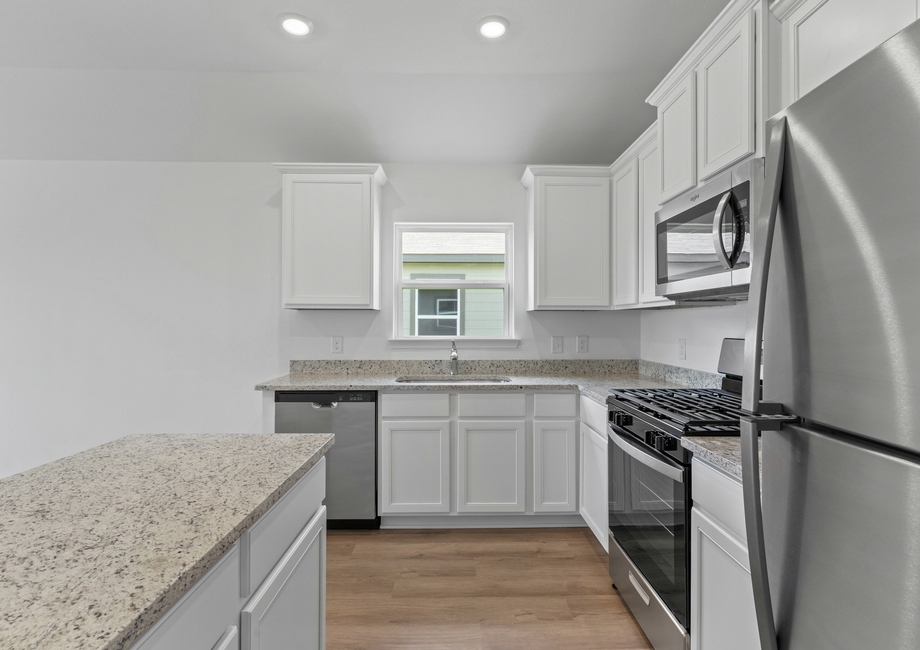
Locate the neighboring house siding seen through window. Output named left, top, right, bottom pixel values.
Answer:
left=395, top=225, right=512, bottom=339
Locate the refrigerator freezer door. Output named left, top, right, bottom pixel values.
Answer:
left=762, top=18, right=920, bottom=453
left=763, top=424, right=920, bottom=649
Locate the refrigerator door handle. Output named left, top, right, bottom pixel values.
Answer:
left=742, top=117, right=788, bottom=415
left=741, top=417, right=779, bottom=650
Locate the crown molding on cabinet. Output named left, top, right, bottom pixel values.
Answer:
left=520, top=165, right=612, bottom=188
left=769, top=0, right=810, bottom=21
left=609, top=122, right=657, bottom=172
left=645, top=0, right=760, bottom=107
left=273, top=163, right=388, bottom=185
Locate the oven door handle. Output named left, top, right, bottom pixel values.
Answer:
left=608, top=426, right=685, bottom=483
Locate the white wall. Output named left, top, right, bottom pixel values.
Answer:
left=640, top=302, right=749, bottom=373
left=0, top=160, right=639, bottom=478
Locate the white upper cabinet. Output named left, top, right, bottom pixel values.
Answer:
left=275, top=163, right=387, bottom=310
left=611, top=158, right=639, bottom=308
left=697, top=11, right=755, bottom=180
left=637, top=134, right=673, bottom=306
left=647, top=1, right=765, bottom=205
left=657, top=73, right=697, bottom=203
left=773, top=0, right=920, bottom=107
left=521, top=167, right=611, bottom=310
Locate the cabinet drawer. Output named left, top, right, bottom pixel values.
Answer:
left=458, top=393, right=525, bottom=417
left=533, top=393, right=577, bottom=417
left=381, top=393, right=450, bottom=418
left=692, top=457, right=746, bottom=543
left=247, top=458, right=325, bottom=596
left=131, top=543, right=241, bottom=650
left=580, top=395, right=607, bottom=434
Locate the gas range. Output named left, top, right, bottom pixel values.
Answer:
left=606, top=387, right=743, bottom=465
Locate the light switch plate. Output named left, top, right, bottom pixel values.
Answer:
left=576, top=335, right=588, bottom=354
left=551, top=336, right=563, bottom=354
left=331, top=336, right=343, bottom=354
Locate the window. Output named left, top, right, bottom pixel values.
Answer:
left=394, top=223, right=513, bottom=340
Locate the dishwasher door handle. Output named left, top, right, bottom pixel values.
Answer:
left=311, top=402, right=338, bottom=409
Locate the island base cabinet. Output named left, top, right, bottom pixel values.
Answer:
left=689, top=508, right=758, bottom=650
left=242, top=506, right=326, bottom=650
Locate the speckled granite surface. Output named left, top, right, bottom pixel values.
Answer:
left=0, top=433, right=333, bottom=650
left=682, top=436, right=745, bottom=479
left=638, top=360, right=722, bottom=389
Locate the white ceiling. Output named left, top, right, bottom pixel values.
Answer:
left=0, top=0, right=729, bottom=163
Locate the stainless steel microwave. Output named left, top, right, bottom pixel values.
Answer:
left=656, top=158, right=764, bottom=301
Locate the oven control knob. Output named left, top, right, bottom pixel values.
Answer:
left=645, top=430, right=660, bottom=446
left=613, top=411, right=633, bottom=427
left=654, top=434, right=678, bottom=452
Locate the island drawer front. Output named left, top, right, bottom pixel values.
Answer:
left=691, top=457, right=746, bottom=543
left=381, top=393, right=450, bottom=418
left=248, top=457, right=326, bottom=594
left=534, top=393, right=577, bottom=417
left=580, top=395, right=607, bottom=434
left=130, top=543, right=242, bottom=650
left=458, top=393, right=526, bottom=417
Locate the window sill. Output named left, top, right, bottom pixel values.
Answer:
left=388, top=337, right=521, bottom=349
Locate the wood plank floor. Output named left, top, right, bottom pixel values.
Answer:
left=326, top=527, right=653, bottom=650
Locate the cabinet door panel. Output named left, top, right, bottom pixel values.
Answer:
left=243, top=507, right=326, bottom=650
left=211, top=627, right=240, bottom=650
left=690, top=508, right=758, bottom=650
left=534, top=177, right=611, bottom=309
left=698, top=11, right=754, bottom=180
left=579, top=423, right=608, bottom=550
left=783, top=0, right=917, bottom=105
left=612, top=158, right=639, bottom=308
left=637, top=138, right=671, bottom=305
left=381, top=421, right=450, bottom=513
left=658, top=74, right=697, bottom=202
left=534, top=420, right=577, bottom=512
left=458, top=421, right=526, bottom=512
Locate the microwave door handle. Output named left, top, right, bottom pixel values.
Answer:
left=711, top=191, right=736, bottom=269
left=740, top=116, right=787, bottom=650
left=608, top=426, right=684, bottom=483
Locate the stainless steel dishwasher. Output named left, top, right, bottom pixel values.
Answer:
left=274, top=391, right=378, bottom=529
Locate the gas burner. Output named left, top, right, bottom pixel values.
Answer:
left=607, top=388, right=743, bottom=437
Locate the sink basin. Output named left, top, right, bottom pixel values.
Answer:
left=395, top=375, right=513, bottom=383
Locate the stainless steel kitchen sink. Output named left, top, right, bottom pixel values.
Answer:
left=395, top=375, right=513, bottom=383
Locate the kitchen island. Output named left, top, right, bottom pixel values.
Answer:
left=0, top=433, right=333, bottom=650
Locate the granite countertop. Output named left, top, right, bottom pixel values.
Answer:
left=256, top=371, right=689, bottom=405
left=681, top=436, right=745, bottom=480
left=0, top=433, right=334, bottom=650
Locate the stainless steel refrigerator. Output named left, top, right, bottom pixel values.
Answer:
left=740, top=17, right=920, bottom=650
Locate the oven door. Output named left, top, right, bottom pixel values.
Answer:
left=608, top=424, right=690, bottom=629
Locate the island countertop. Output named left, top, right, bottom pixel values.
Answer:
left=0, top=433, right=333, bottom=650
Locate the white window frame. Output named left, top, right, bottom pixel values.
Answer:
left=392, top=222, right=517, bottom=348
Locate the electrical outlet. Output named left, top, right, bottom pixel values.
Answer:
left=331, top=336, right=343, bottom=354
left=576, top=335, right=588, bottom=354
left=678, top=338, right=686, bottom=360
left=551, top=336, right=563, bottom=354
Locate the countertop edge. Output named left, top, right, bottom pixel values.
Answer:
left=110, top=434, right=334, bottom=650
left=681, top=436, right=743, bottom=480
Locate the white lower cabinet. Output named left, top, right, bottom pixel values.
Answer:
left=690, top=458, right=758, bottom=650
left=131, top=459, right=327, bottom=650
left=458, top=420, right=526, bottom=512
left=579, top=422, right=608, bottom=550
left=380, top=420, right=450, bottom=513
left=534, top=419, right=577, bottom=512
left=242, top=507, right=326, bottom=650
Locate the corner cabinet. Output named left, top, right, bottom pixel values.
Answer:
left=521, top=167, right=611, bottom=310
left=611, top=124, right=674, bottom=310
left=275, top=163, right=387, bottom=310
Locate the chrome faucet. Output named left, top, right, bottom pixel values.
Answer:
left=449, top=340, right=459, bottom=376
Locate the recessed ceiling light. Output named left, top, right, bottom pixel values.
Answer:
left=279, top=13, right=313, bottom=36
left=479, top=16, right=509, bottom=39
